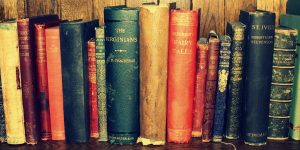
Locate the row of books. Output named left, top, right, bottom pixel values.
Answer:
left=0, top=4, right=300, bottom=146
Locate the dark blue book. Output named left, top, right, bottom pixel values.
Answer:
left=0, top=72, right=5, bottom=142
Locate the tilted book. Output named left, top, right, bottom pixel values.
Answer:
left=0, top=71, right=5, bottom=142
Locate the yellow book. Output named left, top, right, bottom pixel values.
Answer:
left=0, top=21, right=26, bottom=144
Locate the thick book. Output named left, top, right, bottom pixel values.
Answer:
left=287, top=0, right=300, bottom=15
left=104, top=7, right=139, bottom=145
left=17, top=15, right=59, bottom=144
left=87, top=39, right=99, bottom=138
left=225, top=22, right=246, bottom=139
left=60, top=20, right=99, bottom=143
left=192, top=38, right=208, bottom=138
left=202, top=31, right=220, bottom=142
left=0, top=72, right=5, bottom=142
left=212, top=35, right=231, bottom=142
left=45, top=26, right=65, bottom=140
left=0, top=21, right=26, bottom=145
left=95, top=27, right=107, bottom=141
left=268, top=27, right=297, bottom=140
left=137, top=4, right=169, bottom=145
left=167, top=9, right=198, bottom=143
left=239, top=10, right=275, bottom=146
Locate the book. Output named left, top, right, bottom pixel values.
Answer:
left=192, top=38, right=208, bottom=138
left=45, top=26, right=65, bottom=140
left=225, top=22, right=246, bottom=139
left=280, top=14, right=300, bottom=140
left=167, top=9, right=198, bottom=143
left=268, top=27, right=297, bottom=140
left=240, top=10, right=275, bottom=146
left=60, top=20, right=99, bottom=143
left=17, top=15, right=59, bottom=144
left=104, top=6, right=140, bottom=145
left=212, top=35, right=231, bottom=142
left=95, top=27, right=107, bottom=141
left=202, top=31, right=220, bottom=142
left=137, top=4, right=169, bottom=145
left=87, top=39, right=99, bottom=138
left=0, top=71, right=5, bottom=142
left=0, top=20, right=26, bottom=145
left=287, top=0, right=300, bottom=15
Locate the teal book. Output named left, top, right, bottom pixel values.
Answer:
left=287, top=0, right=300, bottom=15
left=60, top=20, right=99, bottom=143
left=104, top=6, right=140, bottom=145
left=0, top=72, right=5, bottom=142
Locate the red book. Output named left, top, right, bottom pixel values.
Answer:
left=167, top=10, right=198, bottom=143
left=202, top=32, right=220, bottom=142
left=192, top=39, right=208, bottom=137
left=87, top=39, right=99, bottom=138
left=45, top=26, right=65, bottom=140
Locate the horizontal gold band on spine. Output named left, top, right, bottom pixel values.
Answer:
left=271, top=82, right=293, bottom=86
left=274, top=48, right=296, bottom=51
left=269, top=116, right=290, bottom=118
left=270, top=99, right=292, bottom=102
left=267, top=137, right=289, bottom=140
left=272, top=66, right=295, bottom=69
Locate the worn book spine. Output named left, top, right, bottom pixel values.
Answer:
left=137, top=4, right=169, bottom=145
left=95, top=27, right=107, bottom=141
left=225, top=22, right=246, bottom=139
left=0, top=72, right=5, bottom=142
left=202, top=32, right=220, bottom=143
left=87, top=39, right=99, bottom=138
left=192, top=38, right=208, bottom=138
left=240, top=10, right=276, bottom=146
left=35, top=24, right=51, bottom=140
left=45, top=26, right=65, bottom=140
left=167, top=10, right=198, bottom=143
left=212, top=35, right=231, bottom=142
left=268, top=27, right=297, bottom=140
left=0, top=21, right=26, bottom=145
left=104, top=7, right=139, bottom=145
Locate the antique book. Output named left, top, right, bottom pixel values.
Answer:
left=202, top=31, right=220, bottom=142
left=268, top=27, right=297, bottom=140
left=280, top=14, right=300, bottom=140
left=45, top=26, right=65, bottom=140
left=104, top=7, right=139, bottom=145
left=167, top=9, right=198, bottom=143
left=192, top=38, right=208, bottom=138
left=17, top=15, right=59, bottom=144
left=287, top=0, right=300, bottom=15
left=95, top=27, right=107, bottom=141
left=225, top=22, right=246, bottom=139
left=212, top=35, right=231, bottom=142
left=240, top=10, right=275, bottom=146
left=0, top=72, right=5, bottom=142
left=60, top=20, right=99, bottom=143
left=0, top=21, right=26, bottom=145
left=87, top=39, right=99, bottom=138
left=138, top=4, right=169, bottom=145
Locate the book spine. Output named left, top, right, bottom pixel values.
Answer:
left=87, top=39, right=99, bottom=138
left=240, top=10, right=276, bottom=146
left=17, top=19, right=39, bottom=144
left=0, top=73, right=5, bottom=143
left=225, top=23, right=246, bottom=139
left=138, top=5, right=169, bottom=145
left=95, top=27, right=108, bottom=141
left=35, top=24, right=51, bottom=140
left=192, top=39, right=208, bottom=138
left=45, top=27, right=65, bottom=140
left=202, top=35, right=220, bottom=142
left=167, top=10, right=198, bottom=143
left=268, top=28, right=297, bottom=140
left=0, top=22, right=26, bottom=144
left=212, top=35, right=231, bottom=142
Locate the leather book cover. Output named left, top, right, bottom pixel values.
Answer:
left=45, top=26, right=65, bottom=140
left=0, top=72, right=5, bottom=142
left=192, top=38, right=208, bottom=138
left=287, top=0, right=300, bottom=16
left=279, top=14, right=300, bottom=140
left=17, top=15, right=59, bottom=144
left=268, top=27, right=297, bottom=140
left=212, top=35, right=231, bottom=142
left=167, top=9, right=198, bottom=143
left=104, top=6, right=140, bottom=145
left=0, top=21, right=26, bottom=145
left=138, top=4, right=169, bottom=145
left=95, top=27, right=108, bottom=141
left=202, top=31, right=220, bottom=143
left=240, top=10, right=275, bottom=146
left=225, top=22, right=246, bottom=140
left=87, top=39, right=99, bottom=138
left=60, top=20, right=99, bottom=143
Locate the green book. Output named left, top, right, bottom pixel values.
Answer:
left=287, top=0, right=300, bottom=15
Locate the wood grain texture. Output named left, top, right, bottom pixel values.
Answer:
left=104, top=0, right=125, bottom=6
left=160, top=0, right=191, bottom=10
left=257, top=0, right=287, bottom=25
left=0, top=0, right=3, bottom=20
left=27, top=0, right=58, bottom=16
left=3, top=0, right=26, bottom=19
left=94, top=0, right=105, bottom=25
left=60, top=0, right=93, bottom=20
